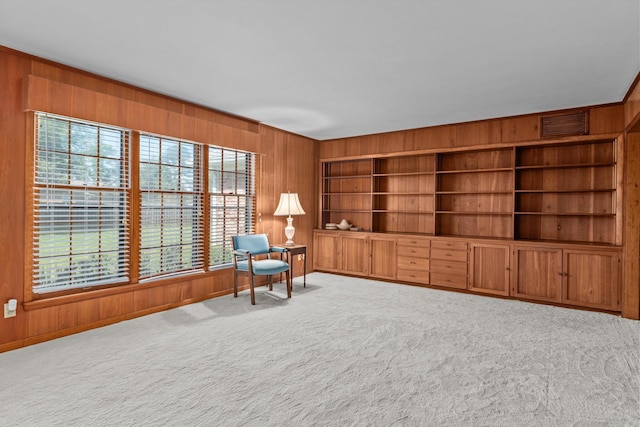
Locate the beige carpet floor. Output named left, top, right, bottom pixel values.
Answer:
left=0, top=272, right=639, bottom=426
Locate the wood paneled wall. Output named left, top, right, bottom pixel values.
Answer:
left=624, top=73, right=640, bottom=131
left=319, top=105, right=624, bottom=160
left=622, top=71, right=640, bottom=320
left=318, top=102, right=640, bottom=319
left=0, top=47, right=317, bottom=352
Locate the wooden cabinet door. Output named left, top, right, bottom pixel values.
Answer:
left=512, top=245, right=562, bottom=303
left=563, top=249, right=621, bottom=311
left=313, top=233, right=341, bottom=272
left=341, top=234, right=369, bottom=276
left=369, top=236, right=396, bottom=279
left=469, top=242, right=510, bottom=296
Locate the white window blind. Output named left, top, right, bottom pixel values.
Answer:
left=209, top=148, right=255, bottom=267
left=139, top=134, right=204, bottom=279
left=33, top=113, right=130, bottom=293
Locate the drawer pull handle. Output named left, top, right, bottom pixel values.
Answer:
left=445, top=253, right=452, bottom=257
left=410, top=261, right=416, bottom=265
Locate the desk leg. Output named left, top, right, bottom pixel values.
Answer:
left=289, top=254, right=295, bottom=291
left=303, top=253, right=306, bottom=287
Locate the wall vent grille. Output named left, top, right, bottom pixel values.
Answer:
left=540, top=111, right=589, bottom=138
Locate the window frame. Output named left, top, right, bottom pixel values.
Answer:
left=138, top=133, right=205, bottom=281
left=31, top=112, right=131, bottom=295
left=28, top=112, right=257, bottom=298
left=208, top=147, right=256, bottom=269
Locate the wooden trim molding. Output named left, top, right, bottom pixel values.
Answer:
left=23, top=74, right=260, bottom=152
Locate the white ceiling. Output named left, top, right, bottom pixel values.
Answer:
left=1, top=0, right=639, bottom=140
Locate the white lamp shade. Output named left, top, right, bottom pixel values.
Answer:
left=274, top=193, right=305, bottom=217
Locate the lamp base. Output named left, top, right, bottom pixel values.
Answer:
left=284, top=216, right=295, bottom=245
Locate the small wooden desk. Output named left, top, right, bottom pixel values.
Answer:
left=273, top=244, right=307, bottom=288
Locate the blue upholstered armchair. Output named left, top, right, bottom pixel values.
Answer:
left=232, top=234, right=291, bottom=305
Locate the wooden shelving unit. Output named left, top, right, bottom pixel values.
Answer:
left=372, top=154, right=435, bottom=234
left=321, top=159, right=373, bottom=232
left=435, top=148, right=514, bottom=239
left=514, top=140, right=617, bottom=244
left=319, top=139, right=618, bottom=245
left=316, top=133, right=624, bottom=315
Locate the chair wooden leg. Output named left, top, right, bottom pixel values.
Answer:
left=233, top=271, right=238, bottom=298
left=286, top=269, right=291, bottom=298
left=268, top=275, right=273, bottom=291
left=249, top=271, right=256, bottom=305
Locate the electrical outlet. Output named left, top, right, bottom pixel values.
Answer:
left=4, top=303, right=16, bottom=318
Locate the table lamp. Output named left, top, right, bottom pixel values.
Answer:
left=274, top=192, right=305, bottom=245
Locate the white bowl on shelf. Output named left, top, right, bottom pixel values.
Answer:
left=336, top=219, right=351, bottom=230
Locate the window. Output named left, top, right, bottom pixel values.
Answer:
left=209, top=148, right=255, bottom=267
left=139, top=134, right=204, bottom=279
left=33, top=113, right=130, bottom=293
left=31, top=113, right=256, bottom=294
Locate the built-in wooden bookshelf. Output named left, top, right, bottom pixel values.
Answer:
left=435, top=148, right=514, bottom=238
left=321, top=159, right=373, bottom=231
left=514, top=139, right=617, bottom=244
left=372, top=154, right=435, bottom=234
left=319, top=139, right=619, bottom=245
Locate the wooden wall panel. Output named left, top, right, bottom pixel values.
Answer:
left=501, top=115, right=539, bottom=143
left=318, top=138, right=346, bottom=159
left=0, top=51, right=30, bottom=346
left=191, top=276, right=217, bottom=299
left=28, top=306, right=58, bottom=336
left=100, top=295, right=121, bottom=320
left=24, top=74, right=261, bottom=153
left=590, top=105, right=624, bottom=135
left=456, top=120, right=502, bottom=147
left=57, top=302, right=78, bottom=330
left=0, top=47, right=317, bottom=352
left=622, top=132, right=640, bottom=319
left=77, top=299, right=102, bottom=326
left=411, top=125, right=456, bottom=150
left=625, top=75, right=640, bottom=129
left=319, top=106, right=624, bottom=162
left=258, top=126, right=317, bottom=247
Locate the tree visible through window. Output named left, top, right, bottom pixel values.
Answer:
left=209, top=148, right=255, bottom=267
left=33, top=113, right=130, bottom=293
left=139, top=134, right=204, bottom=279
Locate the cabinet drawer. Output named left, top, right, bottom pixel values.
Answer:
left=397, top=269, right=430, bottom=284
left=397, top=256, right=429, bottom=270
left=430, top=259, right=467, bottom=274
left=397, top=245, right=429, bottom=258
left=430, top=272, right=467, bottom=289
left=397, top=237, right=430, bottom=248
left=431, top=248, right=468, bottom=263
left=431, top=240, right=467, bottom=251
